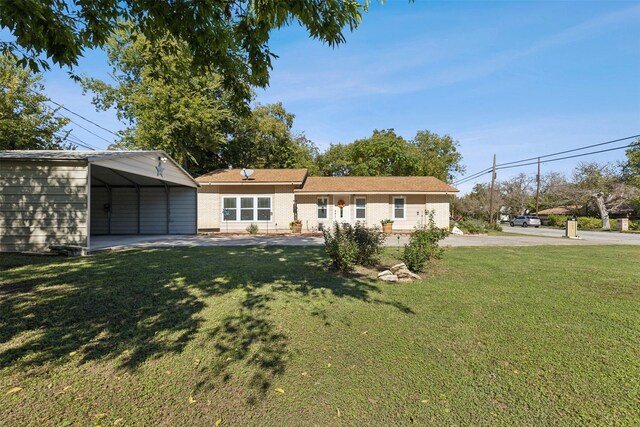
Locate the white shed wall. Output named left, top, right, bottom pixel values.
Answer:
left=0, top=160, right=88, bottom=252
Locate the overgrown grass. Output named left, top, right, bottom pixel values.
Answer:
left=1, top=246, right=639, bottom=425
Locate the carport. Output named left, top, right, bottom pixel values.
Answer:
left=0, top=150, right=198, bottom=253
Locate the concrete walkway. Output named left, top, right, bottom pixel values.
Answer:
left=90, top=229, right=640, bottom=252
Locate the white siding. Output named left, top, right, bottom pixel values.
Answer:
left=0, top=160, right=88, bottom=252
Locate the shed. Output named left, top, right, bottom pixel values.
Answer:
left=0, top=150, right=198, bottom=253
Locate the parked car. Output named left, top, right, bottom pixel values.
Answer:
left=510, top=215, right=541, bottom=228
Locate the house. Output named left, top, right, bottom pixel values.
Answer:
left=196, top=169, right=458, bottom=232
left=0, top=150, right=198, bottom=253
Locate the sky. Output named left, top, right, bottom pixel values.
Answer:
left=30, top=0, right=640, bottom=193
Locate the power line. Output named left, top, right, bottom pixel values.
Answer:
left=453, top=133, right=640, bottom=186
left=495, top=143, right=634, bottom=171
left=45, top=98, right=120, bottom=137
left=60, top=115, right=114, bottom=145
left=495, top=134, right=640, bottom=169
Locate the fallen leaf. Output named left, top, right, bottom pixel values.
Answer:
left=421, top=399, right=429, bottom=404
left=444, top=408, right=450, bottom=413
left=362, top=331, right=368, bottom=335
left=113, top=418, right=124, bottom=425
left=69, top=351, right=78, bottom=356
left=336, top=408, right=341, bottom=417
left=194, top=358, right=201, bottom=365
left=94, top=413, right=107, bottom=419
left=301, top=372, right=308, bottom=377
left=6, top=387, right=22, bottom=395
left=188, top=395, right=196, bottom=404
left=215, top=419, right=222, bottom=426
left=274, top=388, right=285, bottom=394
left=326, top=363, right=332, bottom=368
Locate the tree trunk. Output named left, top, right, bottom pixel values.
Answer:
left=593, top=192, right=610, bottom=230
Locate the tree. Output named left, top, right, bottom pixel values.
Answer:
left=316, top=129, right=464, bottom=181
left=452, top=183, right=495, bottom=221
left=82, top=29, right=236, bottom=173
left=499, top=173, right=535, bottom=217
left=0, top=54, right=71, bottom=150
left=622, top=139, right=640, bottom=188
left=316, top=143, right=353, bottom=176
left=572, top=162, right=639, bottom=229
left=221, top=103, right=319, bottom=171
left=412, top=130, right=465, bottom=182
left=0, top=0, right=365, bottom=90
left=348, top=129, right=418, bottom=176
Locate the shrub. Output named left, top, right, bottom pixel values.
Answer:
left=457, top=219, right=487, bottom=234
left=352, top=222, right=386, bottom=266
left=322, top=223, right=358, bottom=273
left=630, top=220, right=640, bottom=231
left=322, top=222, right=387, bottom=272
left=547, top=215, right=568, bottom=227
left=402, top=213, right=449, bottom=272
left=246, top=223, right=259, bottom=234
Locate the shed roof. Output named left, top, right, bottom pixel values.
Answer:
left=0, top=150, right=198, bottom=187
left=196, top=168, right=308, bottom=185
left=295, top=176, right=458, bottom=194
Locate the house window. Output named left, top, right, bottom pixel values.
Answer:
left=240, top=197, right=254, bottom=221
left=222, top=196, right=272, bottom=221
left=257, top=197, right=271, bottom=221
left=355, top=197, right=366, bottom=219
left=223, top=197, right=237, bottom=221
left=317, top=197, right=328, bottom=219
left=393, top=197, right=405, bottom=219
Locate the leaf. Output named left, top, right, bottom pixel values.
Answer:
left=69, top=351, right=78, bottom=356
left=6, top=387, right=22, bottom=395
left=336, top=408, right=341, bottom=418
left=326, top=363, right=332, bottom=368
left=215, top=419, right=222, bottom=426
left=421, top=399, right=429, bottom=404
left=188, top=395, right=196, bottom=404
left=301, top=372, right=308, bottom=377
left=274, top=388, right=285, bottom=394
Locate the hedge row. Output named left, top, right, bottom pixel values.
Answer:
left=546, top=215, right=639, bottom=230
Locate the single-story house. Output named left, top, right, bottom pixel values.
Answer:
left=0, top=150, right=198, bottom=252
left=196, top=169, right=458, bottom=232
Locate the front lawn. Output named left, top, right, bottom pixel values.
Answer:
left=1, top=246, right=639, bottom=425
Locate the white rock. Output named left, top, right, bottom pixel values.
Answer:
left=390, top=263, right=407, bottom=273
left=377, top=270, right=393, bottom=278
left=451, top=226, right=464, bottom=235
left=378, top=274, right=399, bottom=282
left=395, top=268, right=421, bottom=280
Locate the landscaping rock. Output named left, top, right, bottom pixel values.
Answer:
left=378, top=274, right=399, bottom=282
left=395, top=268, right=421, bottom=280
left=390, top=263, right=407, bottom=273
left=377, top=270, right=393, bottom=278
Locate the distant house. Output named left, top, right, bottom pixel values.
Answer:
left=196, top=169, right=458, bottom=232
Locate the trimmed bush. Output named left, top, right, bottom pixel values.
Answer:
left=402, top=213, right=449, bottom=272
left=246, top=223, right=259, bottom=234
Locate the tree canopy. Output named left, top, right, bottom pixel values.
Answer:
left=316, top=128, right=464, bottom=182
left=0, top=54, right=71, bottom=150
left=0, top=0, right=366, bottom=89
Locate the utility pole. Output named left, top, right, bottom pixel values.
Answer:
left=535, top=157, right=541, bottom=214
left=489, top=154, right=496, bottom=225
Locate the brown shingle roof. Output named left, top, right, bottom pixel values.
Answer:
left=295, top=176, right=458, bottom=194
left=196, top=168, right=307, bottom=184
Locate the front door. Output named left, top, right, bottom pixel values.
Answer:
left=334, top=197, right=350, bottom=224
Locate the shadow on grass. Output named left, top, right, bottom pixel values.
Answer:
left=0, top=246, right=413, bottom=399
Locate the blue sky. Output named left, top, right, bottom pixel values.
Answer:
left=34, top=1, right=640, bottom=193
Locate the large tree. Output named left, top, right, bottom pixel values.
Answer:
left=316, top=128, right=464, bottom=181
left=221, top=102, right=319, bottom=172
left=82, top=29, right=236, bottom=172
left=0, top=0, right=365, bottom=91
left=573, top=162, right=638, bottom=229
left=499, top=173, right=535, bottom=217
left=412, top=130, right=465, bottom=182
left=0, top=54, right=71, bottom=150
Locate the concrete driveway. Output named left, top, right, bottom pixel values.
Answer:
left=90, top=228, right=640, bottom=252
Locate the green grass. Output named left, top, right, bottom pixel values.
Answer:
left=1, top=246, right=639, bottom=426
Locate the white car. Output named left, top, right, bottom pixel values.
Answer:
left=510, top=215, right=541, bottom=228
